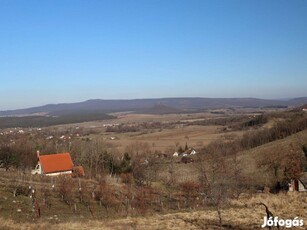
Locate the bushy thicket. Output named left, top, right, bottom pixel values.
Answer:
left=240, top=114, right=307, bottom=149
left=0, top=138, right=36, bottom=171
left=202, top=113, right=307, bottom=156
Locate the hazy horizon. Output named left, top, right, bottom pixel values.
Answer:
left=2, top=95, right=307, bottom=111
left=1, top=0, right=307, bottom=110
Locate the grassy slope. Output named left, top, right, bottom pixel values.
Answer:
left=238, top=129, right=307, bottom=186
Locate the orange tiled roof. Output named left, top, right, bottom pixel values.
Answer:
left=39, top=153, right=74, bottom=174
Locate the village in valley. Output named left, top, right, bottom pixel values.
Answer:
left=0, top=104, right=307, bottom=229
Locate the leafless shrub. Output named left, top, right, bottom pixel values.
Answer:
left=95, top=179, right=120, bottom=212
left=197, top=149, right=246, bottom=228
left=179, top=180, right=200, bottom=208
left=58, top=176, right=75, bottom=206
left=40, top=187, right=52, bottom=208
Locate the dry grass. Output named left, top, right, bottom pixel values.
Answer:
left=105, top=125, right=245, bottom=152
left=106, top=125, right=221, bottom=152
left=238, top=129, right=307, bottom=186
left=57, top=112, right=246, bottom=152
left=1, top=192, right=306, bottom=229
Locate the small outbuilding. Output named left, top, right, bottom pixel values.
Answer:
left=289, top=172, right=307, bottom=192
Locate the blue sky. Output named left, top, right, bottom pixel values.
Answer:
left=1, top=0, right=307, bottom=109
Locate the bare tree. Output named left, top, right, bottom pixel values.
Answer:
left=162, top=158, right=177, bottom=200
left=179, top=180, right=200, bottom=208
left=197, top=150, right=239, bottom=228
left=58, top=176, right=75, bottom=206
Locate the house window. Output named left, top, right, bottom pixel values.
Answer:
left=35, top=164, right=41, bottom=171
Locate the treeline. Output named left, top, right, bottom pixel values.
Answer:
left=238, top=115, right=268, bottom=129
left=106, top=124, right=139, bottom=133
left=181, top=114, right=267, bottom=129
left=240, top=114, right=307, bottom=149
left=0, top=113, right=114, bottom=128
left=181, top=116, right=246, bottom=126
left=106, top=122, right=175, bottom=133
left=203, top=113, right=307, bottom=156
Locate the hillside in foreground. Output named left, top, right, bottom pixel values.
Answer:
left=238, top=129, right=307, bottom=187
left=1, top=130, right=306, bottom=229
left=0, top=191, right=306, bottom=229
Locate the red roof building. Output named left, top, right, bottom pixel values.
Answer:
left=32, top=151, right=74, bottom=176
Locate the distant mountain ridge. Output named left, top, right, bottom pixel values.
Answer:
left=1, top=97, right=307, bottom=116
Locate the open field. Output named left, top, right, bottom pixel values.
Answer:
left=65, top=110, right=256, bottom=152
left=104, top=125, right=244, bottom=152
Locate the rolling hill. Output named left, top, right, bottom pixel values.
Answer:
left=1, top=97, right=307, bottom=116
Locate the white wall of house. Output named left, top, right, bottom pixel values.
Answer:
left=298, top=180, right=307, bottom=191
left=31, top=162, right=72, bottom=176
left=31, top=163, right=42, bottom=175
left=45, top=170, right=72, bottom=176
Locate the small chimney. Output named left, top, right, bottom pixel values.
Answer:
left=36, top=150, right=40, bottom=158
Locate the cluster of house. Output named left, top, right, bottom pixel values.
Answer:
left=173, top=148, right=197, bottom=164
left=0, top=127, right=82, bottom=145
left=0, top=127, right=43, bottom=136
left=173, top=148, right=197, bottom=157
left=46, top=134, right=80, bottom=141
